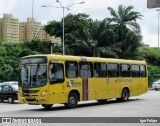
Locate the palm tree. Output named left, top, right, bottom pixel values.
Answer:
left=107, top=5, right=143, bottom=59
left=107, top=5, right=143, bottom=32
left=68, top=19, right=121, bottom=57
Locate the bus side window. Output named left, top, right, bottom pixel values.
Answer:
left=131, top=65, right=140, bottom=77
left=140, top=65, right=146, bottom=77
left=79, top=62, right=93, bottom=78
left=107, top=63, right=119, bottom=78
left=49, top=63, right=64, bottom=84
left=65, top=61, right=78, bottom=78
left=94, top=62, right=107, bottom=77
left=120, top=64, right=130, bottom=77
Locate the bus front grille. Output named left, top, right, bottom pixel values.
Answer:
left=22, top=90, right=40, bottom=93
left=26, top=99, right=36, bottom=102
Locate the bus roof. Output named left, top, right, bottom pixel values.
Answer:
left=22, top=54, right=146, bottom=65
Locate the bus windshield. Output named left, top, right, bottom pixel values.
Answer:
left=19, top=64, right=47, bottom=88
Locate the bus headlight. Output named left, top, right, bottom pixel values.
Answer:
left=41, top=90, right=47, bottom=97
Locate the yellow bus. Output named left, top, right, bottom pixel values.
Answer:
left=18, top=54, right=148, bottom=109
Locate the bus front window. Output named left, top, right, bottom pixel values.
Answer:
left=19, top=65, right=47, bottom=88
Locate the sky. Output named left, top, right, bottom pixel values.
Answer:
left=0, top=0, right=159, bottom=47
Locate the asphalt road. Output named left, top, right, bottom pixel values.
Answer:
left=0, top=90, right=160, bottom=126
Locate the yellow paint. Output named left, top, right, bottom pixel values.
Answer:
left=18, top=54, right=148, bottom=105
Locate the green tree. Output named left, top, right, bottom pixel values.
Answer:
left=107, top=5, right=143, bottom=59
left=68, top=19, right=121, bottom=57
left=44, top=21, right=62, bottom=38
left=44, top=13, right=90, bottom=42
left=22, top=39, right=51, bottom=54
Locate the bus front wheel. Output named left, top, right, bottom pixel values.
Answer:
left=116, top=88, right=129, bottom=102
left=42, top=104, right=53, bottom=109
left=65, top=92, right=78, bottom=109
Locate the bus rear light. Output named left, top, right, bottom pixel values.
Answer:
left=16, top=92, right=18, bottom=95
left=41, top=90, right=47, bottom=97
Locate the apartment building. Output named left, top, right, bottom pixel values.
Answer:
left=26, top=17, right=41, bottom=41
left=19, top=22, right=26, bottom=42
left=0, top=14, right=19, bottom=42
left=0, top=13, right=61, bottom=44
left=39, top=25, right=47, bottom=41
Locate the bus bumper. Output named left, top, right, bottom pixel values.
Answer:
left=18, top=96, right=49, bottom=105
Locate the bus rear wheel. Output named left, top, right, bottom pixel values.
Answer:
left=65, top=92, right=78, bottom=109
left=116, top=88, right=129, bottom=102
left=42, top=104, right=53, bottom=109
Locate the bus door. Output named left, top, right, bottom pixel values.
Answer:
left=49, top=60, right=66, bottom=103
left=130, top=65, right=141, bottom=96
left=94, top=62, right=108, bottom=100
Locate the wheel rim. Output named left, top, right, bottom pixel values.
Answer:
left=69, top=96, right=76, bottom=105
left=8, top=97, right=12, bottom=103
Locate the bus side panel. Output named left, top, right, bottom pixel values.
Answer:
left=130, top=78, right=140, bottom=96
left=107, top=78, right=118, bottom=98
left=107, top=78, right=133, bottom=99
left=119, top=78, right=132, bottom=97
left=94, top=78, right=108, bottom=100
left=81, top=78, right=95, bottom=101
left=65, top=78, right=82, bottom=101
left=64, top=78, right=95, bottom=102
left=140, top=77, right=148, bottom=95
left=115, top=78, right=131, bottom=98
left=49, top=83, right=68, bottom=104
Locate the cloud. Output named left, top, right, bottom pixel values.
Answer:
left=0, top=0, right=159, bottom=47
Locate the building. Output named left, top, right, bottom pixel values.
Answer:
left=0, top=14, right=19, bottom=42
left=19, top=17, right=42, bottom=42
left=39, top=25, right=47, bottom=41
left=26, top=17, right=41, bottom=41
left=19, top=22, right=26, bottom=42
left=0, top=13, right=62, bottom=44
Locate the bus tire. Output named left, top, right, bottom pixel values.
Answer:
left=42, top=104, right=53, bottom=109
left=65, top=92, right=78, bottom=109
left=117, top=88, right=129, bottom=102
